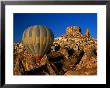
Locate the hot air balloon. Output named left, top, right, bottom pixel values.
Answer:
left=22, top=25, right=54, bottom=63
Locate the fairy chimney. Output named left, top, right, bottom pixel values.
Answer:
left=72, top=26, right=80, bottom=33
left=66, top=26, right=81, bottom=35
left=66, top=26, right=73, bottom=35
left=85, top=28, right=90, bottom=37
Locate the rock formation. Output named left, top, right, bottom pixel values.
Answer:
left=14, top=25, right=97, bottom=75
left=85, top=28, right=90, bottom=37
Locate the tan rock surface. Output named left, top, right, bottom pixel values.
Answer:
left=14, top=25, right=97, bottom=75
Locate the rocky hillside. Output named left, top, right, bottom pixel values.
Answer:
left=14, top=26, right=97, bottom=75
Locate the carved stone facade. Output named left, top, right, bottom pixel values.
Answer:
left=66, top=26, right=81, bottom=35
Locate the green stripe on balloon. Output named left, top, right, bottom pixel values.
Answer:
left=25, top=44, right=32, bottom=54
left=29, top=27, right=32, bottom=37
left=30, top=44, right=35, bottom=54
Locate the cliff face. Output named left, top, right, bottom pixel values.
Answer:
left=55, top=26, right=96, bottom=49
left=53, top=26, right=97, bottom=75
left=14, top=26, right=97, bottom=75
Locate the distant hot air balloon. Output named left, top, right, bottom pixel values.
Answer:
left=22, top=25, right=54, bottom=63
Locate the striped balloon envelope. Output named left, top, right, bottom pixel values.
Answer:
left=22, top=25, right=54, bottom=63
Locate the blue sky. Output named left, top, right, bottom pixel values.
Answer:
left=14, top=13, right=97, bottom=43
